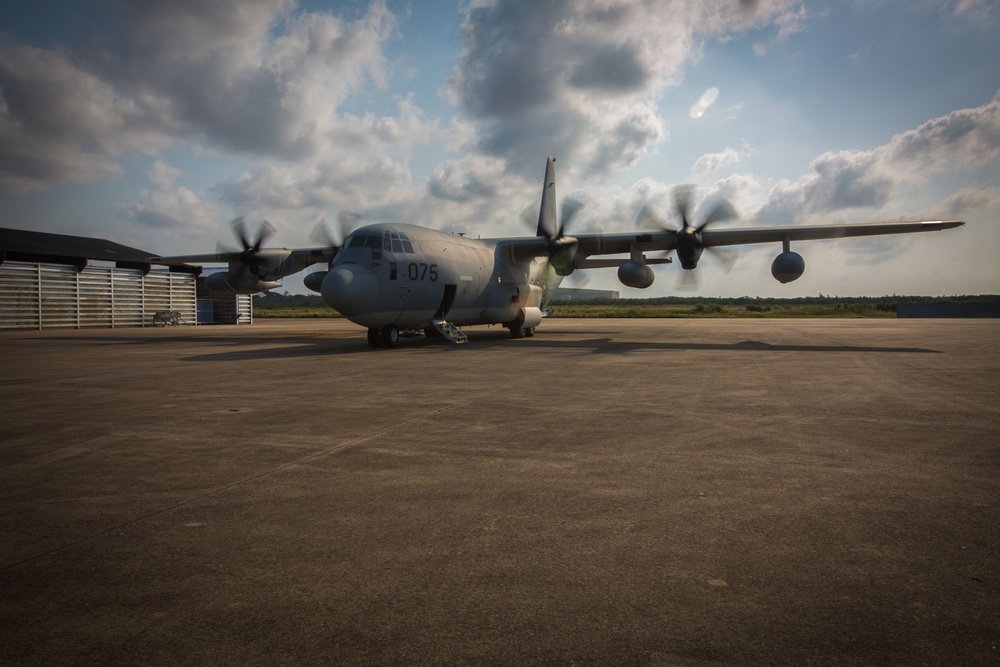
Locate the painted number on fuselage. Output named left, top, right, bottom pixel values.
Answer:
left=408, top=262, right=439, bottom=281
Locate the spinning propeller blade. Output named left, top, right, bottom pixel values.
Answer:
left=223, top=216, right=276, bottom=276
left=642, top=187, right=740, bottom=289
left=311, top=211, right=360, bottom=253
left=521, top=196, right=586, bottom=276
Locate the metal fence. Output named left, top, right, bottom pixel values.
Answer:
left=0, top=261, right=197, bottom=329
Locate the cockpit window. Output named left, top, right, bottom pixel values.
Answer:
left=346, top=231, right=415, bottom=253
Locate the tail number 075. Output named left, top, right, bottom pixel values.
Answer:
left=407, top=262, right=438, bottom=281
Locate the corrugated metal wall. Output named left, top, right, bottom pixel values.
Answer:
left=0, top=261, right=197, bottom=329
left=197, top=292, right=252, bottom=325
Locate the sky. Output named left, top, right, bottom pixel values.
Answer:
left=1, top=0, right=998, bottom=297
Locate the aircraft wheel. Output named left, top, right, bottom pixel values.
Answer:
left=367, top=328, right=383, bottom=348
left=508, top=323, right=525, bottom=339
left=524, top=327, right=535, bottom=337
left=380, top=325, right=400, bottom=348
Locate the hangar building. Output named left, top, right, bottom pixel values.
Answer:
left=0, top=228, right=251, bottom=330
left=553, top=287, right=620, bottom=301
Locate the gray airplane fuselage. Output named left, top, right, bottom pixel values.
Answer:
left=319, top=223, right=556, bottom=331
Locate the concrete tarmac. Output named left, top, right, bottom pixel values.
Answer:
left=1, top=318, right=998, bottom=666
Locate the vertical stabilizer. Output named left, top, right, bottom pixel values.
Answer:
left=536, top=156, right=557, bottom=238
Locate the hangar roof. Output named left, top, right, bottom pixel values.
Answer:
left=0, top=227, right=156, bottom=264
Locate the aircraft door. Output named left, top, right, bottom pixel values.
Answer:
left=383, top=259, right=408, bottom=325
left=395, top=281, right=411, bottom=324
left=435, top=284, right=457, bottom=320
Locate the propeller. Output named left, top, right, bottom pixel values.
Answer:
left=310, top=211, right=360, bottom=254
left=638, top=186, right=738, bottom=290
left=221, top=216, right=276, bottom=277
left=521, top=196, right=586, bottom=276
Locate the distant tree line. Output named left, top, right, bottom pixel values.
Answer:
left=253, top=292, right=328, bottom=309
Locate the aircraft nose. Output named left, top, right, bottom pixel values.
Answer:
left=321, top=264, right=379, bottom=317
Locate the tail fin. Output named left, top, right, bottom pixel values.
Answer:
left=536, top=156, right=557, bottom=238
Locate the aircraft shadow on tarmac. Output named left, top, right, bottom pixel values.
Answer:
left=171, top=331, right=943, bottom=361
left=34, top=331, right=943, bottom=361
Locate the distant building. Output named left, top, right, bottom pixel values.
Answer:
left=553, top=287, right=620, bottom=301
left=897, top=302, right=1000, bottom=318
left=0, top=228, right=250, bottom=329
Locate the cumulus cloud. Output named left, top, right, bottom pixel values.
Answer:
left=750, top=91, right=1000, bottom=225
left=119, top=160, right=220, bottom=231
left=885, top=91, right=1000, bottom=171
left=933, top=185, right=1000, bottom=217
left=109, top=0, right=397, bottom=158
left=689, top=147, right=743, bottom=180
left=218, top=154, right=413, bottom=214
left=428, top=160, right=502, bottom=203
left=214, top=95, right=433, bottom=217
left=423, top=154, right=537, bottom=233
left=0, top=41, right=168, bottom=194
left=0, top=0, right=403, bottom=195
left=3, top=0, right=818, bottom=246
left=446, top=0, right=807, bottom=180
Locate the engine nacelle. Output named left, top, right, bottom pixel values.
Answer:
left=204, top=271, right=281, bottom=294
left=617, top=260, right=655, bottom=289
left=303, top=270, right=328, bottom=293
left=771, top=251, right=805, bottom=284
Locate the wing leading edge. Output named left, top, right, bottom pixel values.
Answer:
left=496, top=219, right=964, bottom=263
left=699, top=220, right=964, bottom=248
left=153, top=247, right=334, bottom=267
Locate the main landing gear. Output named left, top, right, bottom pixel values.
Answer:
left=508, top=325, right=535, bottom=338
left=506, top=314, right=535, bottom=339
left=367, top=325, right=400, bottom=348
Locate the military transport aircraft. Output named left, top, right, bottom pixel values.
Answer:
left=156, top=157, right=963, bottom=348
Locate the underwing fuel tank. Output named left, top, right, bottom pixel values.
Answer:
left=771, top=251, right=806, bottom=283
left=617, top=260, right=655, bottom=288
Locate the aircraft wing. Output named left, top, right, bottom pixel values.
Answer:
left=699, top=220, right=965, bottom=248
left=495, top=219, right=963, bottom=270
left=567, top=219, right=965, bottom=257
left=152, top=251, right=241, bottom=265
left=153, top=247, right=335, bottom=266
